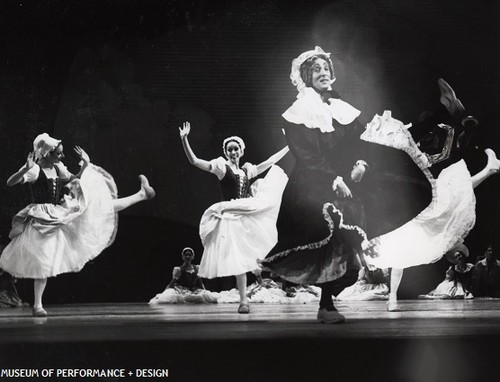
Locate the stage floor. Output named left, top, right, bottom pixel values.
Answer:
left=1, top=300, right=499, bottom=381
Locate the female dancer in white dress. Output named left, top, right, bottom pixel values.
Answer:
left=0, top=133, right=155, bottom=316
left=179, top=122, right=288, bottom=313
left=361, top=81, right=500, bottom=311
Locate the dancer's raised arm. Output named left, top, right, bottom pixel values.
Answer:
left=254, top=146, right=289, bottom=176
left=69, top=146, right=90, bottom=180
left=179, top=121, right=211, bottom=172
left=6, top=152, right=36, bottom=187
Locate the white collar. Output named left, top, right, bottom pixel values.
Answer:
left=282, top=87, right=361, bottom=132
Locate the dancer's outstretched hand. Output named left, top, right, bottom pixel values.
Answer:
left=335, top=178, right=352, bottom=198
left=179, top=121, right=191, bottom=139
left=25, top=152, right=37, bottom=169
left=74, top=146, right=90, bottom=165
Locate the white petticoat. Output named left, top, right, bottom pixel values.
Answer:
left=149, top=287, right=218, bottom=304
left=361, top=111, right=476, bottom=269
left=198, top=165, right=288, bottom=279
left=0, top=164, right=118, bottom=278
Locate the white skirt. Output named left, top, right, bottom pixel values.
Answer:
left=360, top=112, right=476, bottom=269
left=0, top=164, right=118, bottom=278
left=198, top=165, right=288, bottom=278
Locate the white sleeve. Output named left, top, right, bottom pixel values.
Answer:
left=208, top=157, right=227, bottom=181
left=242, top=163, right=257, bottom=180
left=21, top=165, right=40, bottom=184
left=54, top=162, right=71, bottom=181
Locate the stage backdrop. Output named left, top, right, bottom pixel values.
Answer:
left=0, top=0, right=499, bottom=303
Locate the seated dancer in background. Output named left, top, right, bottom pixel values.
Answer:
left=261, top=46, right=434, bottom=323
left=472, top=244, right=500, bottom=297
left=179, top=122, right=289, bottom=314
left=336, top=265, right=389, bottom=301
left=0, top=133, right=155, bottom=317
left=418, top=244, right=474, bottom=300
left=363, top=81, right=500, bottom=311
left=149, top=247, right=217, bottom=304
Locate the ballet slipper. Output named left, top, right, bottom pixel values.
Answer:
left=238, top=303, right=250, bottom=314
left=387, top=299, right=401, bottom=312
left=32, top=306, right=47, bottom=317
left=139, top=175, right=156, bottom=200
left=317, top=307, right=345, bottom=324
left=485, top=149, right=500, bottom=174
left=438, top=78, right=465, bottom=116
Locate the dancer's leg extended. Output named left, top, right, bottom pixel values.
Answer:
left=471, top=149, right=500, bottom=189
left=113, top=175, right=155, bottom=212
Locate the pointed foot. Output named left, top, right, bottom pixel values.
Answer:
left=485, top=149, right=500, bottom=174
left=139, top=175, right=156, bottom=200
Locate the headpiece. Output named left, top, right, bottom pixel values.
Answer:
left=33, top=133, right=61, bottom=160
left=222, top=136, right=246, bottom=158
left=181, top=247, right=195, bottom=256
left=290, top=46, right=336, bottom=93
left=445, top=243, right=469, bottom=264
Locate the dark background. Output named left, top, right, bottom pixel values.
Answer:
left=0, top=0, right=499, bottom=304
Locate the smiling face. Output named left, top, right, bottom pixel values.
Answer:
left=224, top=140, right=243, bottom=164
left=47, top=143, right=64, bottom=164
left=310, top=58, right=332, bottom=93
left=182, top=249, right=194, bottom=262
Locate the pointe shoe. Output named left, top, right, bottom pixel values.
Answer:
left=387, top=300, right=401, bottom=312
left=485, top=149, right=500, bottom=173
left=238, top=303, right=250, bottom=314
left=438, top=78, right=465, bottom=116
left=139, top=175, right=156, bottom=200
left=317, top=308, right=346, bottom=324
left=32, top=306, right=47, bottom=317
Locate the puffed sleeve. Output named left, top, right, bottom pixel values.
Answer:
left=172, top=267, right=182, bottom=280
left=21, top=165, right=40, bottom=184
left=208, top=157, right=227, bottom=181
left=242, top=163, right=257, bottom=180
left=55, top=162, right=71, bottom=181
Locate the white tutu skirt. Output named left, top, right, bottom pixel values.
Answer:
left=336, top=280, right=389, bottom=301
left=0, top=164, right=118, bottom=279
left=361, top=111, right=476, bottom=269
left=149, top=287, right=218, bottom=304
left=366, top=160, right=475, bottom=269
left=419, top=279, right=468, bottom=299
left=198, top=165, right=288, bottom=279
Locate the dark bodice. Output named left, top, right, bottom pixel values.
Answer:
left=29, top=166, right=66, bottom=205
left=218, top=165, right=250, bottom=201
left=176, top=266, right=203, bottom=290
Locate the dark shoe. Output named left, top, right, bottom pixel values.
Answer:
left=32, top=307, right=47, bottom=317
left=238, top=303, right=250, bottom=314
left=317, top=308, right=345, bottom=324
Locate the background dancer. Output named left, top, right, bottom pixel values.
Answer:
left=0, top=133, right=155, bottom=317
left=149, top=247, right=217, bottom=304
left=179, top=122, right=288, bottom=313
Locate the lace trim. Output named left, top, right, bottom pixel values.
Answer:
left=265, top=202, right=368, bottom=263
left=360, top=112, right=476, bottom=260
